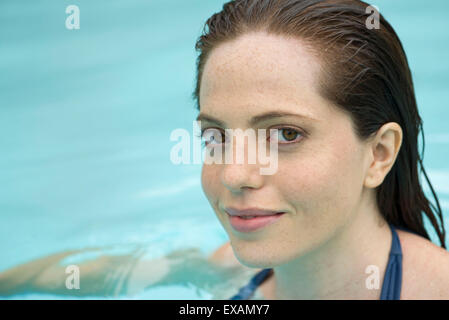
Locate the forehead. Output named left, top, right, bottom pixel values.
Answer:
left=199, top=31, right=327, bottom=120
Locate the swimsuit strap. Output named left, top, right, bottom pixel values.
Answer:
left=229, top=223, right=403, bottom=300
left=379, top=223, right=403, bottom=300
left=229, top=268, right=273, bottom=300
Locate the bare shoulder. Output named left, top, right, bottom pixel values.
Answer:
left=397, top=229, right=449, bottom=299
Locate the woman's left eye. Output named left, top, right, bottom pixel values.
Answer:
left=269, top=128, right=303, bottom=144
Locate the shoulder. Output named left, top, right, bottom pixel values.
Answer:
left=397, top=229, right=449, bottom=299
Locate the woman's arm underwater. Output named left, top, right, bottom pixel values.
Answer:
left=0, top=247, right=155, bottom=297
left=0, top=242, right=254, bottom=297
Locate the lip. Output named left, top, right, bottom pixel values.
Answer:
left=225, top=207, right=286, bottom=233
left=225, top=207, right=284, bottom=217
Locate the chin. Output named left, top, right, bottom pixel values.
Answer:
left=231, top=235, right=316, bottom=269
left=237, top=256, right=273, bottom=269
left=230, top=241, right=290, bottom=268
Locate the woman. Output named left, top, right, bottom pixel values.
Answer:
left=193, top=0, right=449, bottom=299
left=1, top=0, right=448, bottom=300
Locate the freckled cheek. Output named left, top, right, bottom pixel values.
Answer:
left=201, top=165, right=220, bottom=204
left=275, top=159, right=329, bottom=213
left=275, top=149, right=356, bottom=216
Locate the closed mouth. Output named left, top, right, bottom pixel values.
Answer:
left=225, top=207, right=285, bottom=217
left=225, top=210, right=286, bottom=232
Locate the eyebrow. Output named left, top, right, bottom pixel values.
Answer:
left=195, top=111, right=318, bottom=127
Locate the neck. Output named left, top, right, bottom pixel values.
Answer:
left=269, top=190, right=392, bottom=300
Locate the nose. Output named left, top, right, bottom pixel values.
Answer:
left=220, top=161, right=264, bottom=192
left=219, top=134, right=264, bottom=193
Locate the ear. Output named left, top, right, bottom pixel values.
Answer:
left=364, top=122, right=403, bottom=189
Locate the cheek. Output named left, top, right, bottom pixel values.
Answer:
left=277, top=135, right=365, bottom=230
left=202, top=164, right=235, bottom=232
left=201, top=164, right=220, bottom=205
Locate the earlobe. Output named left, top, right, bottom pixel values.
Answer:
left=363, top=122, right=403, bottom=189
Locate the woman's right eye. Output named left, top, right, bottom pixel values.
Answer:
left=202, top=128, right=225, bottom=147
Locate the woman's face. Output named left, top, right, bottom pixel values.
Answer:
left=199, top=32, right=372, bottom=268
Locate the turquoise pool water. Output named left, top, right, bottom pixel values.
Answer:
left=0, top=0, right=448, bottom=299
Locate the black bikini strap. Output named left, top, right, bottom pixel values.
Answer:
left=379, top=223, right=403, bottom=300
left=229, top=268, right=273, bottom=300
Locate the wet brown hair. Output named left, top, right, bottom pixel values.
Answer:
left=192, top=0, right=446, bottom=248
